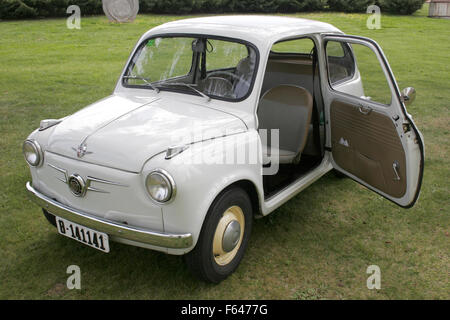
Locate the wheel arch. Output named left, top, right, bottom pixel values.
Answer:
left=226, top=179, right=263, bottom=219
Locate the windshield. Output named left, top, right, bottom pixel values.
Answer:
left=123, top=36, right=258, bottom=101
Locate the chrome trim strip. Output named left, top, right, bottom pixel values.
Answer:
left=26, top=182, right=193, bottom=249
left=48, top=163, right=68, bottom=182
left=86, top=186, right=109, bottom=194
left=86, top=176, right=128, bottom=187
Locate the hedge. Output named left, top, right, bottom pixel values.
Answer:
left=327, top=0, right=373, bottom=13
left=0, top=0, right=426, bottom=19
left=139, top=0, right=326, bottom=14
left=377, top=0, right=426, bottom=15
left=0, top=0, right=103, bottom=19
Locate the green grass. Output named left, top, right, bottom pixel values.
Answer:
left=0, top=5, right=449, bottom=299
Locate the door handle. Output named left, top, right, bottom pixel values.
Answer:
left=359, top=105, right=372, bottom=115
left=392, top=161, right=401, bottom=181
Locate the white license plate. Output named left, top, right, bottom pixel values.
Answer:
left=55, top=217, right=110, bottom=253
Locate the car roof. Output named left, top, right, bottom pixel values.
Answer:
left=144, top=15, right=342, bottom=46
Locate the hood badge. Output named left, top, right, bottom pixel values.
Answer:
left=72, top=142, right=93, bottom=158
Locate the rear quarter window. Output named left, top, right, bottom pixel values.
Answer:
left=271, top=38, right=315, bottom=55
left=326, top=41, right=355, bottom=85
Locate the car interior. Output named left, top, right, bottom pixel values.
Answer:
left=258, top=38, right=325, bottom=198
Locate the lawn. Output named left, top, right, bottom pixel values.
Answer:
left=0, top=5, right=449, bottom=299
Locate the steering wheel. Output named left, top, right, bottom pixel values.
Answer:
left=202, top=76, right=233, bottom=97
left=205, top=71, right=250, bottom=87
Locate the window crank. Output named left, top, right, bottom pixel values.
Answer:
left=392, top=161, right=401, bottom=181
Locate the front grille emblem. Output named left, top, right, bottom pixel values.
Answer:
left=68, top=174, right=86, bottom=197
left=72, top=142, right=92, bottom=158
left=48, top=163, right=129, bottom=197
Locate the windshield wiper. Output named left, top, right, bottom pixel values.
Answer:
left=123, top=75, right=160, bottom=93
left=157, top=82, right=211, bottom=102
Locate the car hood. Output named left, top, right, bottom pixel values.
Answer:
left=47, top=94, right=247, bottom=172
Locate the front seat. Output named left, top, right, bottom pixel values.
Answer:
left=233, top=52, right=256, bottom=98
left=257, top=85, right=313, bottom=165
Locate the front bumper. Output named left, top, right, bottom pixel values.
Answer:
left=26, top=182, right=193, bottom=249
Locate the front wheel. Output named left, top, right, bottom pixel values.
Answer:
left=184, top=187, right=253, bottom=283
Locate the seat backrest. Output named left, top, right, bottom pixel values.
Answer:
left=257, top=85, right=313, bottom=159
left=261, top=60, right=314, bottom=97
left=233, top=53, right=256, bottom=98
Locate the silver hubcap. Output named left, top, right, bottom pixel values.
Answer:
left=222, top=220, right=241, bottom=252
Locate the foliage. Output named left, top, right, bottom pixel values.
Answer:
left=327, top=0, right=374, bottom=13
left=0, top=0, right=103, bottom=19
left=377, top=0, right=426, bottom=15
left=0, top=0, right=426, bottom=19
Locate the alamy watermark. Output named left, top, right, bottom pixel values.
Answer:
left=366, top=265, right=381, bottom=290
left=367, top=5, right=382, bottom=30
left=167, top=126, right=281, bottom=176
left=66, top=265, right=81, bottom=290
left=66, top=5, right=81, bottom=30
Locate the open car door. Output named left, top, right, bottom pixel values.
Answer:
left=322, top=35, right=424, bottom=208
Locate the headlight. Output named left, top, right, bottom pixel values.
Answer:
left=23, top=139, right=43, bottom=167
left=145, top=169, right=176, bottom=203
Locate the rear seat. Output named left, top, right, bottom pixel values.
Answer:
left=261, top=58, right=314, bottom=97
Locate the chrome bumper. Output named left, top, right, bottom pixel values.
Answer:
left=26, top=182, right=193, bottom=249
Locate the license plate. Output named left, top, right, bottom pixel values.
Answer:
left=55, top=217, right=110, bottom=253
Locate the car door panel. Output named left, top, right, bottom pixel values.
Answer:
left=330, top=100, right=406, bottom=198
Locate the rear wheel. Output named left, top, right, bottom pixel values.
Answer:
left=184, top=187, right=252, bottom=283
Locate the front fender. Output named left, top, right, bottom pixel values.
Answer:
left=142, top=131, right=264, bottom=255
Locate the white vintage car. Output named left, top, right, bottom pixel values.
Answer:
left=23, top=16, right=424, bottom=283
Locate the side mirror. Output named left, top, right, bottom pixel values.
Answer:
left=402, top=87, right=416, bottom=106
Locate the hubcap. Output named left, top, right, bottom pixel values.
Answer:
left=222, top=220, right=241, bottom=253
left=213, top=206, right=245, bottom=266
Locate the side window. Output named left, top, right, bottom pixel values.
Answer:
left=326, top=40, right=392, bottom=106
left=326, top=41, right=355, bottom=85
left=271, top=38, right=315, bottom=54
left=206, top=40, right=249, bottom=71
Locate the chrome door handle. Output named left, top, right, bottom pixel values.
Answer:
left=359, top=105, right=372, bottom=115
left=392, top=161, right=401, bottom=181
